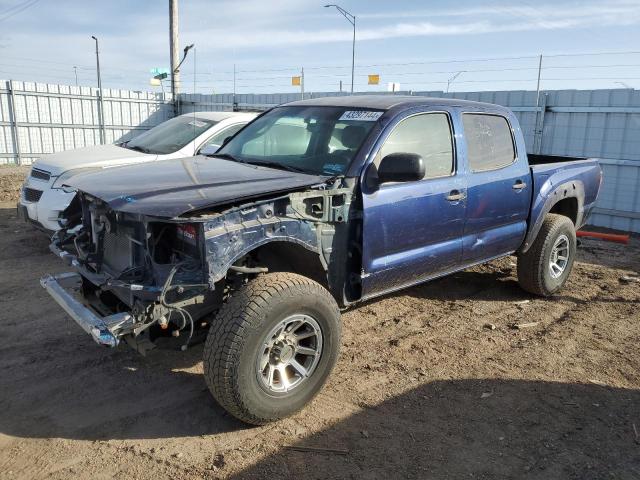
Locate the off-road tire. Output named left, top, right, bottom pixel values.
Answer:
left=203, top=272, right=341, bottom=425
left=517, top=213, right=577, bottom=296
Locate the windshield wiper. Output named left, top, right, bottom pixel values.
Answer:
left=127, top=145, right=152, bottom=154
left=322, top=173, right=344, bottom=186
left=208, top=152, right=246, bottom=163
left=247, top=160, right=311, bottom=174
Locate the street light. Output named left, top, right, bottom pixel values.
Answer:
left=324, top=4, right=355, bottom=94
left=446, top=71, right=464, bottom=93
left=172, top=43, right=195, bottom=97
left=174, top=43, right=195, bottom=73
left=91, top=35, right=105, bottom=144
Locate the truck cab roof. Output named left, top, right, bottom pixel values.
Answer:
left=284, top=95, right=511, bottom=113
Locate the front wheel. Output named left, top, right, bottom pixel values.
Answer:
left=203, top=272, right=341, bottom=425
left=517, top=213, right=577, bottom=296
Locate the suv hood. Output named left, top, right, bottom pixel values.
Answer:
left=66, top=156, right=326, bottom=218
left=35, top=144, right=152, bottom=175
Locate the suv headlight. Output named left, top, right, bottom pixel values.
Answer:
left=52, top=167, right=102, bottom=189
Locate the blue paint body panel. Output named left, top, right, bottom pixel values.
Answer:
left=345, top=98, right=602, bottom=300
left=361, top=175, right=466, bottom=295
left=66, top=156, right=325, bottom=218
left=459, top=107, right=531, bottom=264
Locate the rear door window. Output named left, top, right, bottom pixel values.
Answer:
left=462, top=114, right=515, bottom=172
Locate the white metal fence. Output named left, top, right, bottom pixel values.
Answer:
left=1, top=80, right=639, bottom=232
left=0, top=80, right=173, bottom=165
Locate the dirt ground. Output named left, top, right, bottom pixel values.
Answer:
left=1, top=168, right=639, bottom=480
left=0, top=166, right=30, bottom=203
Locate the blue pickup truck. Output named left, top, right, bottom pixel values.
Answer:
left=41, top=96, right=602, bottom=424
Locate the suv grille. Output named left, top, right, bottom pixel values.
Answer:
left=23, top=187, right=43, bottom=202
left=30, top=168, right=51, bottom=181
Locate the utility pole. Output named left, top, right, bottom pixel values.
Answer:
left=91, top=36, right=105, bottom=144
left=169, top=0, right=179, bottom=113
left=351, top=15, right=355, bottom=94
left=300, top=67, right=305, bottom=100
left=534, top=54, right=545, bottom=155
left=535, top=54, right=543, bottom=107
left=233, top=63, right=237, bottom=111
left=73, top=66, right=78, bottom=86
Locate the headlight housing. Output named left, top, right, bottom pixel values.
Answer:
left=52, top=167, right=102, bottom=189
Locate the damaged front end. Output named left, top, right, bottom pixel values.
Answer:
left=42, top=183, right=356, bottom=353
left=44, top=192, right=217, bottom=353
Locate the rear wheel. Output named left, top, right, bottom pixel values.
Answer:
left=517, top=213, right=577, bottom=296
left=203, top=272, right=341, bottom=425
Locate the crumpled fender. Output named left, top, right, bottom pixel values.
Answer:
left=201, top=188, right=353, bottom=284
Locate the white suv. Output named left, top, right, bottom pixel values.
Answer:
left=18, top=111, right=257, bottom=232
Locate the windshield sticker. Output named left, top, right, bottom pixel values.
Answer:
left=339, top=110, right=383, bottom=122
left=188, top=120, right=208, bottom=128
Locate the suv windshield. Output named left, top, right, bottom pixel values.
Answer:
left=216, top=106, right=381, bottom=176
left=125, top=116, right=217, bottom=155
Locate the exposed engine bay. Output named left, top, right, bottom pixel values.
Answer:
left=47, top=182, right=357, bottom=354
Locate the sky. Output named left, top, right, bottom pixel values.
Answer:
left=1, top=0, right=640, bottom=94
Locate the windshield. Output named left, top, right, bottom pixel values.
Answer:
left=216, top=106, right=381, bottom=176
left=125, top=116, right=217, bottom=154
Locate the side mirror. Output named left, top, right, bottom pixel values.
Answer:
left=377, top=153, right=425, bottom=183
left=200, top=144, right=220, bottom=156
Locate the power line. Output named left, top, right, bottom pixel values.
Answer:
left=544, top=50, right=640, bottom=59
left=196, top=76, right=640, bottom=90
left=0, top=60, right=150, bottom=76
left=5, top=49, right=640, bottom=81
left=0, top=0, right=41, bottom=22
left=0, top=0, right=34, bottom=15
left=4, top=59, right=639, bottom=85
left=4, top=49, right=640, bottom=92
left=0, top=55, right=94, bottom=68
left=228, top=50, right=640, bottom=73
left=183, top=63, right=640, bottom=83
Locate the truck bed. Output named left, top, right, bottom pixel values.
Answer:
left=527, top=154, right=600, bottom=178
left=528, top=154, right=600, bottom=190
left=527, top=154, right=588, bottom=165
left=525, top=154, right=602, bottom=243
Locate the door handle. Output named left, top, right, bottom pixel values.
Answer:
left=512, top=180, right=527, bottom=190
left=446, top=190, right=466, bottom=201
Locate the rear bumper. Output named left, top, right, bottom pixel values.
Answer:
left=40, top=272, right=131, bottom=347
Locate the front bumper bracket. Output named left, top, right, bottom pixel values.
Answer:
left=40, top=272, right=131, bottom=347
